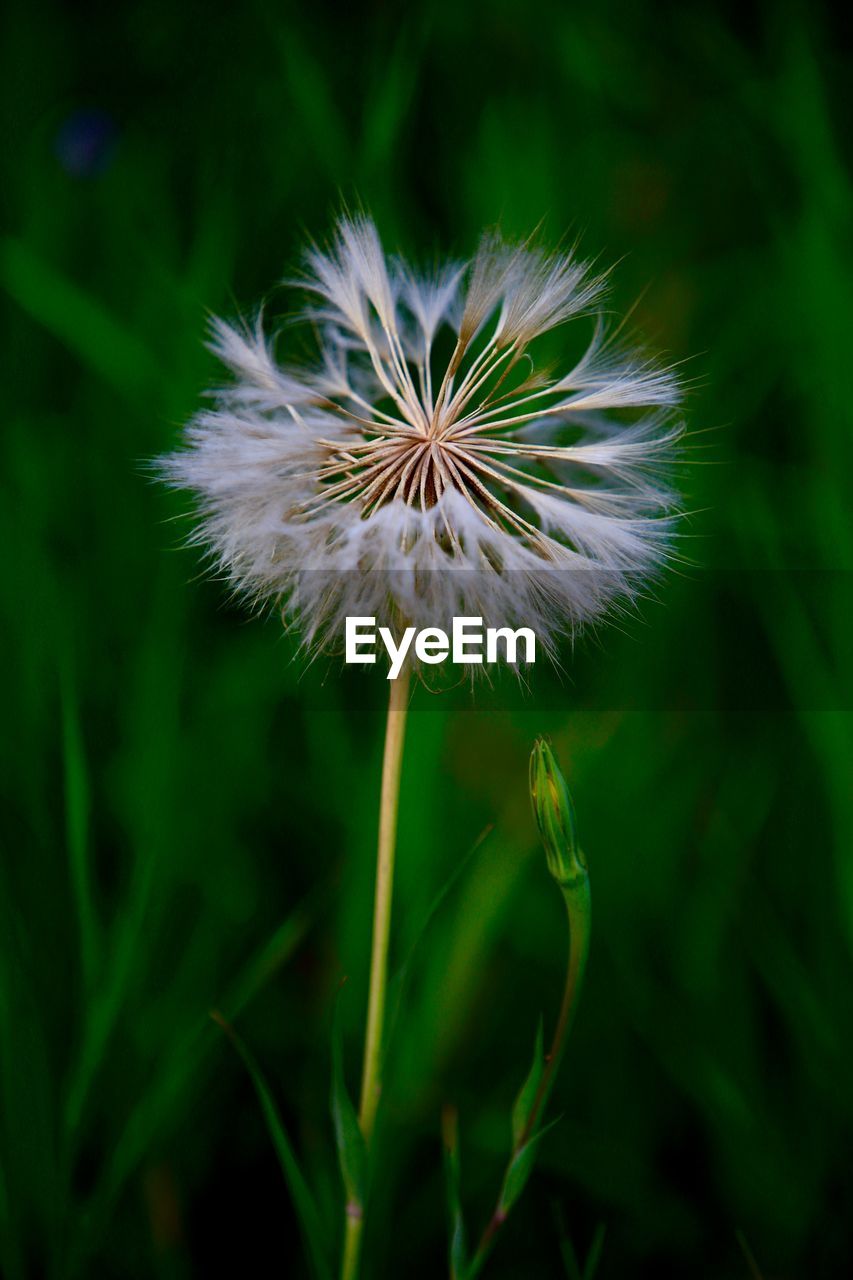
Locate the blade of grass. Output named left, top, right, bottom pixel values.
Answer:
left=385, top=824, right=492, bottom=1056
left=511, top=1018, right=544, bottom=1150
left=275, top=31, right=348, bottom=181
left=62, top=851, right=159, bottom=1142
left=330, top=1001, right=368, bottom=1218
left=60, top=662, right=98, bottom=995
left=441, top=1105, right=467, bottom=1280
left=582, top=1223, right=606, bottom=1280
left=0, top=238, right=159, bottom=397
left=68, top=895, right=318, bottom=1274
left=554, top=1203, right=583, bottom=1280
left=359, top=31, right=420, bottom=174
left=735, top=1229, right=765, bottom=1280
left=212, top=1011, right=333, bottom=1280
left=63, top=575, right=184, bottom=1149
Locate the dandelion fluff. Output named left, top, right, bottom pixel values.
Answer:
left=162, top=215, right=683, bottom=666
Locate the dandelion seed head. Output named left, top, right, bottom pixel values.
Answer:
left=162, top=214, right=684, bottom=668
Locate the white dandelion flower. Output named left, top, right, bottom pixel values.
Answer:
left=163, top=214, right=683, bottom=667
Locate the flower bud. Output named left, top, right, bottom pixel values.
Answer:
left=529, top=738, right=587, bottom=888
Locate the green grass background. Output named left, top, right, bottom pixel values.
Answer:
left=1, top=0, right=852, bottom=1276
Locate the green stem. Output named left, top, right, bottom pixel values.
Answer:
left=522, top=879, right=590, bottom=1144
left=340, top=666, right=412, bottom=1280
left=340, top=1206, right=363, bottom=1280
left=469, top=876, right=591, bottom=1278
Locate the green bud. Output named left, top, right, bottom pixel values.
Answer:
left=529, top=738, right=587, bottom=888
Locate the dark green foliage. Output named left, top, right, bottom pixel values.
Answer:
left=511, top=1018, right=544, bottom=1151
left=330, top=1003, right=368, bottom=1214
left=1, top=1, right=851, bottom=1276
left=442, top=1107, right=467, bottom=1280
left=213, top=1012, right=332, bottom=1280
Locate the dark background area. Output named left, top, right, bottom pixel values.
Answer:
left=1, top=1, right=852, bottom=1276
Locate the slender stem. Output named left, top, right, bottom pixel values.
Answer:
left=340, top=1208, right=363, bottom=1280
left=469, top=878, right=591, bottom=1278
left=521, top=883, right=590, bottom=1145
left=340, top=666, right=412, bottom=1280
left=359, top=666, right=412, bottom=1137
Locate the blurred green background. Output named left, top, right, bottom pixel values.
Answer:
left=2, top=1, right=852, bottom=1276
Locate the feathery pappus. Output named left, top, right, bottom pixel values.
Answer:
left=162, top=214, right=683, bottom=667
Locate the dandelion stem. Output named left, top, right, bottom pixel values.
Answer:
left=341, top=665, right=412, bottom=1280
left=359, top=665, right=411, bottom=1137
left=340, top=1209, right=363, bottom=1280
